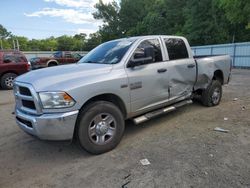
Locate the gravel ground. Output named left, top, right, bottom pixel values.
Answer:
left=0, top=69, right=249, bottom=188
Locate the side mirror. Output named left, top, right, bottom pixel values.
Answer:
left=127, top=56, right=153, bottom=68
left=127, top=46, right=154, bottom=68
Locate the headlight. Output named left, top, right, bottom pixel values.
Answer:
left=39, top=92, right=75, bottom=109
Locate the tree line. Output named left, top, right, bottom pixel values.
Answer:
left=0, top=0, right=249, bottom=51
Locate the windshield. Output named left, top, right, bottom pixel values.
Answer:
left=78, top=39, right=135, bottom=64
left=52, top=51, right=62, bottom=58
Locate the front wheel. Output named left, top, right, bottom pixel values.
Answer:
left=77, top=101, right=125, bottom=154
left=201, top=80, right=222, bottom=107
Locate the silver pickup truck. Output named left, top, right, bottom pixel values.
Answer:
left=14, top=35, right=231, bottom=154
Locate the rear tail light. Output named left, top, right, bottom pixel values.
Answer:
left=26, top=63, right=31, bottom=71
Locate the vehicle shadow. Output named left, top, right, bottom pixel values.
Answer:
left=16, top=102, right=204, bottom=162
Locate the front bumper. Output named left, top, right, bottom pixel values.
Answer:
left=15, top=109, right=79, bottom=140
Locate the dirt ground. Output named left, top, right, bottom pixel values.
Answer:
left=0, top=69, right=249, bottom=188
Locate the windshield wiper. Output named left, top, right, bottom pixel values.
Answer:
left=83, top=60, right=101, bottom=64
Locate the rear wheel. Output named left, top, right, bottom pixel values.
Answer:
left=48, top=62, right=57, bottom=67
left=1, top=73, right=17, bottom=90
left=201, top=80, right=222, bottom=107
left=77, top=101, right=125, bottom=154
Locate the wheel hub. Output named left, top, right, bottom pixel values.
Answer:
left=88, top=113, right=117, bottom=145
left=212, top=88, right=220, bottom=104
left=96, top=121, right=109, bottom=135
left=5, top=77, right=14, bottom=87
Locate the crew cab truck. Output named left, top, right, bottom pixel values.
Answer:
left=30, top=51, right=82, bottom=69
left=14, top=36, right=231, bottom=154
left=0, top=50, right=30, bottom=89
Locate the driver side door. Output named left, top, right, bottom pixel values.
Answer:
left=125, top=38, right=169, bottom=115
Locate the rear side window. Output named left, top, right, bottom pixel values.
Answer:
left=3, top=54, right=17, bottom=63
left=65, top=53, right=72, bottom=58
left=164, top=38, right=189, bottom=60
left=3, top=53, right=26, bottom=63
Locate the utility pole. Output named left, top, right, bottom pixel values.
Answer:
left=0, top=39, right=3, bottom=50
left=16, top=39, right=19, bottom=51
left=13, top=39, right=16, bottom=50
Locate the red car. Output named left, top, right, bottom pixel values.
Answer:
left=30, top=51, right=82, bottom=69
left=0, top=50, right=30, bottom=89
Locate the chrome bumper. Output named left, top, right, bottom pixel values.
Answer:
left=15, top=109, right=79, bottom=140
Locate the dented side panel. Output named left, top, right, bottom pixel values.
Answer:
left=194, top=55, right=231, bottom=90
left=165, top=58, right=196, bottom=98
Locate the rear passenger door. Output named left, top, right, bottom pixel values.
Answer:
left=163, top=37, right=196, bottom=99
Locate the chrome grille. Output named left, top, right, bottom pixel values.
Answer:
left=14, top=82, right=42, bottom=115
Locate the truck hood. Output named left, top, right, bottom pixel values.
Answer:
left=16, top=63, right=113, bottom=91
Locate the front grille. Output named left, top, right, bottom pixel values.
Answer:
left=14, top=82, right=42, bottom=115
left=22, top=100, right=36, bottom=110
left=19, top=86, right=32, bottom=96
left=16, top=117, right=33, bottom=128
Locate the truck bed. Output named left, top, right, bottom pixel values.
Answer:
left=194, top=54, right=231, bottom=90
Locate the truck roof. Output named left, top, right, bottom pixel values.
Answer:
left=111, top=35, right=187, bottom=42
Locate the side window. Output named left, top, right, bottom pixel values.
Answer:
left=17, top=55, right=26, bottom=62
left=53, top=51, right=62, bottom=58
left=132, top=39, right=163, bottom=64
left=164, top=38, right=189, bottom=60
left=72, top=53, right=81, bottom=60
left=3, top=54, right=16, bottom=63
left=65, top=53, right=72, bottom=58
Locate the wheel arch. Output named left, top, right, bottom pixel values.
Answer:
left=0, top=71, right=19, bottom=79
left=47, top=60, right=59, bottom=66
left=213, top=69, right=224, bottom=85
left=79, top=93, right=127, bottom=119
left=73, top=93, right=127, bottom=141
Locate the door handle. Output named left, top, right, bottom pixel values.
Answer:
left=187, top=64, right=195, bottom=68
left=157, top=68, right=167, bottom=73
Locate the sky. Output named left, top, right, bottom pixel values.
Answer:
left=0, top=0, right=115, bottom=39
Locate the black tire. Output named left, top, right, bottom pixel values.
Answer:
left=1, top=73, right=17, bottom=90
left=201, top=80, right=222, bottom=107
left=77, top=101, right=125, bottom=154
left=48, top=62, right=57, bottom=67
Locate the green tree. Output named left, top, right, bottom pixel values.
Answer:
left=0, top=25, right=12, bottom=49
left=215, top=0, right=250, bottom=42
left=217, top=0, right=250, bottom=28
left=28, top=39, right=41, bottom=51
left=14, top=36, right=29, bottom=50
left=84, top=32, right=102, bottom=51
left=93, top=0, right=122, bottom=41
left=0, top=24, right=12, bottom=39
left=182, top=0, right=230, bottom=45
left=73, top=33, right=87, bottom=51
left=57, top=35, right=75, bottom=51
left=119, top=0, right=150, bottom=35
